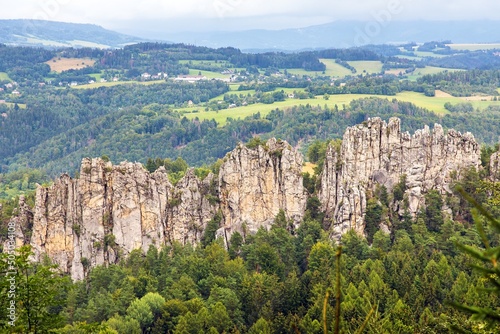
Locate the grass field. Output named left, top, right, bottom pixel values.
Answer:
left=73, top=80, right=165, bottom=89
left=46, top=57, right=96, bottom=73
left=413, top=51, right=447, bottom=58
left=405, top=66, right=463, bottom=81
left=179, top=60, right=232, bottom=67
left=319, top=59, right=354, bottom=77
left=179, top=94, right=390, bottom=125
left=286, top=68, right=325, bottom=77
left=347, top=61, right=384, bottom=74
left=187, top=69, right=230, bottom=79
left=178, top=91, right=500, bottom=126
left=3, top=102, right=27, bottom=109
left=447, top=43, right=500, bottom=51
left=0, top=72, right=11, bottom=81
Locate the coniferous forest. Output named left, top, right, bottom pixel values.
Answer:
left=0, top=41, right=500, bottom=333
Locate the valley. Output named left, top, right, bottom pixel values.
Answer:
left=0, top=23, right=500, bottom=333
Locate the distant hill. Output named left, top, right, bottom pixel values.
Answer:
left=161, top=20, right=500, bottom=51
left=0, top=19, right=148, bottom=48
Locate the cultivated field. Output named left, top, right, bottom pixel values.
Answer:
left=447, top=43, right=500, bottom=51
left=347, top=61, right=384, bottom=74
left=46, top=57, right=96, bottom=73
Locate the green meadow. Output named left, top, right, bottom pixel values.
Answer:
left=0, top=72, right=11, bottom=81
left=447, top=43, right=500, bottom=51
left=177, top=91, right=500, bottom=126
left=347, top=61, right=384, bottom=74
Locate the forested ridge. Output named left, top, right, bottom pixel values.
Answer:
left=0, top=163, right=499, bottom=333
left=1, top=40, right=500, bottom=333
left=2, top=96, right=500, bottom=179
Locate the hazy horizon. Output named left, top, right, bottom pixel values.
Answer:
left=2, top=0, right=500, bottom=38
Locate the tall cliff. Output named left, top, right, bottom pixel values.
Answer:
left=319, top=117, right=481, bottom=238
left=29, top=159, right=218, bottom=280
left=7, top=118, right=490, bottom=279
left=22, top=139, right=306, bottom=279
left=217, top=138, right=307, bottom=242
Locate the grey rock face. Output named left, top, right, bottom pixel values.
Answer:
left=29, top=159, right=217, bottom=280
left=217, top=138, right=307, bottom=243
left=319, top=117, right=481, bottom=238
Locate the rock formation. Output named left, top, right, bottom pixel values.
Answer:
left=29, top=159, right=217, bottom=280
left=217, top=138, right=307, bottom=243
left=319, top=117, right=481, bottom=238
left=6, top=118, right=490, bottom=278
left=22, top=138, right=306, bottom=279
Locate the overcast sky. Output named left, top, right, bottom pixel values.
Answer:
left=2, top=0, right=500, bottom=36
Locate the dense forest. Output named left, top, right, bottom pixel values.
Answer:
left=3, top=96, right=500, bottom=178
left=0, top=155, right=499, bottom=333
left=1, top=40, right=500, bottom=333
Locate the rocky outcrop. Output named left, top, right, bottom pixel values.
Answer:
left=168, top=169, right=218, bottom=245
left=2, top=196, right=33, bottom=251
left=11, top=120, right=486, bottom=278
left=218, top=138, right=307, bottom=242
left=25, top=138, right=306, bottom=279
left=29, top=159, right=217, bottom=280
left=319, top=117, right=481, bottom=238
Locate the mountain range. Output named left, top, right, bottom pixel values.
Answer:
left=0, top=19, right=147, bottom=48
left=2, top=19, right=500, bottom=51
left=160, top=20, right=500, bottom=51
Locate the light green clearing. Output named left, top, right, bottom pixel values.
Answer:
left=447, top=43, right=500, bottom=51
left=68, top=40, right=110, bottom=49
left=89, top=72, right=103, bottom=81
left=413, top=51, right=447, bottom=58
left=395, top=91, right=500, bottom=114
left=187, top=69, right=230, bottom=79
left=14, top=34, right=69, bottom=47
left=286, top=68, right=325, bottom=77
left=347, top=61, right=384, bottom=74
left=179, top=60, right=232, bottom=67
left=72, top=80, right=165, bottom=89
left=3, top=103, right=27, bottom=109
left=286, top=59, right=353, bottom=78
left=405, top=66, right=464, bottom=81
left=178, top=91, right=500, bottom=126
left=318, top=59, right=353, bottom=77
left=0, top=72, right=11, bottom=81
left=209, top=87, right=308, bottom=102
left=393, top=54, right=423, bottom=61
left=11, top=35, right=110, bottom=49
